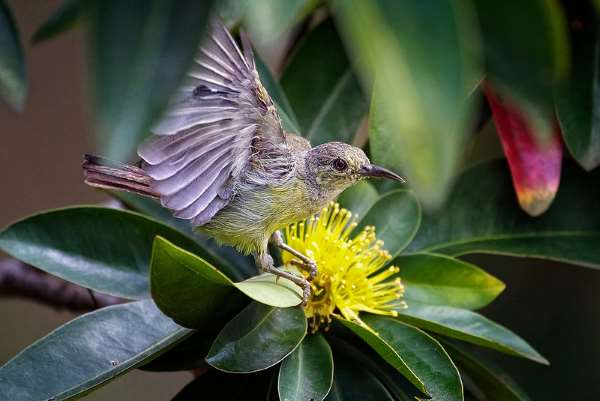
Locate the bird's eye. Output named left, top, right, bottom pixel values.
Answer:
left=332, top=158, right=348, bottom=172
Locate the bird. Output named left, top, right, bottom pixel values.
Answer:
left=82, top=20, right=405, bottom=305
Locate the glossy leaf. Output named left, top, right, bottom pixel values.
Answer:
left=206, top=302, right=306, bottom=372
left=88, top=0, right=213, bottom=161
left=363, top=316, right=464, bottom=401
left=255, top=50, right=300, bottom=134
left=0, top=207, right=211, bottom=299
left=485, top=85, right=563, bottom=216
left=396, top=302, right=547, bottom=364
left=32, top=0, right=85, bottom=44
left=337, top=318, right=426, bottom=394
left=0, top=300, right=192, bottom=401
left=355, top=190, right=421, bottom=257
left=172, top=370, right=272, bottom=401
left=141, top=331, right=212, bottom=372
left=222, top=0, right=314, bottom=43
left=233, top=273, right=303, bottom=308
left=337, top=180, right=379, bottom=219
left=324, top=353, right=394, bottom=401
left=0, top=0, right=26, bottom=110
left=282, top=18, right=367, bottom=145
left=396, top=253, right=505, bottom=309
left=151, top=237, right=301, bottom=327
left=150, top=236, right=246, bottom=328
left=443, top=341, right=532, bottom=401
left=279, top=334, right=333, bottom=401
left=326, top=336, right=422, bottom=401
left=406, top=160, right=600, bottom=269
left=473, top=0, right=568, bottom=139
left=337, top=0, right=481, bottom=209
left=113, top=191, right=255, bottom=280
left=556, top=13, right=600, bottom=171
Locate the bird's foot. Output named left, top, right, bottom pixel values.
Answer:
left=255, top=249, right=312, bottom=306
left=266, top=266, right=311, bottom=306
left=290, top=259, right=317, bottom=281
left=270, top=231, right=318, bottom=282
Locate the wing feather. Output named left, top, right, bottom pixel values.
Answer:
left=170, top=164, right=231, bottom=216
left=163, top=156, right=232, bottom=210
left=137, top=20, right=285, bottom=226
left=190, top=196, right=229, bottom=226
left=153, top=146, right=232, bottom=195
left=144, top=132, right=236, bottom=180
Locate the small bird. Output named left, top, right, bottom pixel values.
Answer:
left=83, top=20, right=405, bottom=305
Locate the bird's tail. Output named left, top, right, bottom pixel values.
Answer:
left=82, top=154, right=159, bottom=199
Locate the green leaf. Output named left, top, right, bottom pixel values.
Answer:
left=337, top=318, right=427, bottom=395
left=406, top=160, right=600, bottom=269
left=206, top=302, right=307, bottom=372
left=356, top=190, right=421, bottom=257
left=442, top=341, right=532, bottom=401
left=396, top=302, right=548, bottom=364
left=0, top=0, right=26, bottom=111
left=326, top=336, right=421, bottom=400
left=141, top=331, right=212, bottom=372
left=151, top=237, right=302, bottom=327
left=222, top=0, right=315, bottom=43
left=279, top=334, right=333, bottom=401
left=473, top=0, right=568, bottom=138
left=172, top=370, right=272, bottom=401
left=0, top=207, right=211, bottom=299
left=32, top=0, right=85, bottom=44
left=88, top=0, right=214, bottom=161
left=0, top=300, right=192, bottom=401
left=233, top=273, right=303, bottom=308
left=337, top=180, right=379, bottom=219
left=282, top=18, right=367, bottom=145
left=255, top=50, right=300, bottom=134
left=324, top=353, right=394, bottom=401
left=336, top=0, right=481, bottom=209
left=113, top=191, right=255, bottom=280
left=556, top=15, right=600, bottom=171
left=396, top=253, right=505, bottom=309
left=150, top=236, right=246, bottom=328
left=363, top=316, right=464, bottom=401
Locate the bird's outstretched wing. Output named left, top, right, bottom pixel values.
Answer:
left=138, top=20, right=286, bottom=226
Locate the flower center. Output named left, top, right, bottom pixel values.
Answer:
left=283, top=202, right=406, bottom=332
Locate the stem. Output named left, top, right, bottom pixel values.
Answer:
left=0, top=258, right=124, bottom=311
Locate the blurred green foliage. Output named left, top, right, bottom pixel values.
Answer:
left=1, top=1, right=599, bottom=400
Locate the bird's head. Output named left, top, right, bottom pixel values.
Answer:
left=305, top=142, right=405, bottom=197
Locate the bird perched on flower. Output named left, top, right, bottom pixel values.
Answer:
left=82, top=20, right=404, bottom=305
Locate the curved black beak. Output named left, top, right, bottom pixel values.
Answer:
left=359, top=164, right=406, bottom=183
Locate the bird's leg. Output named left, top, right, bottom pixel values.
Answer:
left=269, top=231, right=317, bottom=281
left=254, top=250, right=311, bottom=307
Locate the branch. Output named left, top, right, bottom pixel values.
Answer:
left=0, top=258, right=124, bottom=312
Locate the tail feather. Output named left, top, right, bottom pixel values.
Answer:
left=82, top=154, right=159, bottom=199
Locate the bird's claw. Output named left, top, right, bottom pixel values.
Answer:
left=290, top=259, right=318, bottom=282
left=305, top=260, right=317, bottom=281
left=300, top=281, right=311, bottom=307
left=288, top=269, right=311, bottom=307
left=281, top=269, right=311, bottom=307
left=254, top=250, right=312, bottom=307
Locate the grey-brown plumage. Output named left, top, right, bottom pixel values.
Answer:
left=83, top=20, right=404, bottom=304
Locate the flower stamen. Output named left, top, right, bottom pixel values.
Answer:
left=283, top=202, right=405, bottom=332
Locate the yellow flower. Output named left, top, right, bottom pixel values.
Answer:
left=282, top=202, right=406, bottom=332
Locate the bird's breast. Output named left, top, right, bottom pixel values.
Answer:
left=197, top=176, right=320, bottom=254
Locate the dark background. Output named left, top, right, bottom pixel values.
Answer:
left=0, top=1, right=189, bottom=400
left=1, top=1, right=598, bottom=400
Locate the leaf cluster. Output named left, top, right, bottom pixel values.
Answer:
left=1, top=1, right=599, bottom=400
